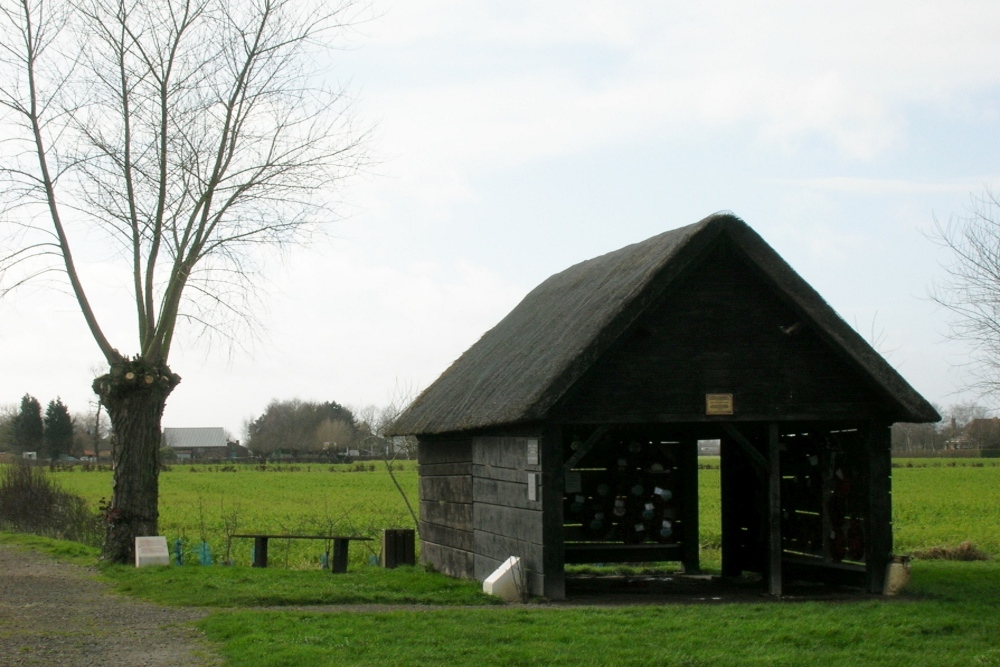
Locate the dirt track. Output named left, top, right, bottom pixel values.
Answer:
left=0, top=545, right=220, bottom=666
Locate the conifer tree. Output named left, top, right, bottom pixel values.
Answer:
left=12, top=394, right=43, bottom=455
left=44, top=398, right=74, bottom=460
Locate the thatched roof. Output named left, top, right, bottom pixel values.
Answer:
left=388, top=213, right=940, bottom=436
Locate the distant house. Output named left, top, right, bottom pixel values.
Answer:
left=163, top=427, right=247, bottom=460
left=962, top=418, right=1000, bottom=450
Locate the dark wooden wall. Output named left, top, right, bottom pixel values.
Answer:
left=551, top=240, right=890, bottom=424
left=472, top=434, right=553, bottom=597
left=418, top=436, right=474, bottom=579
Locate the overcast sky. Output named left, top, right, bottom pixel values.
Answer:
left=2, top=0, right=999, bottom=438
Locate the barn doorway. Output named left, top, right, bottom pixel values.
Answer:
left=560, top=422, right=881, bottom=598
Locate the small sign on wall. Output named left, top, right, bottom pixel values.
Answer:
left=526, top=438, right=539, bottom=465
left=706, top=393, right=734, bottom=415
left=527, top=472, right=538, bottom=501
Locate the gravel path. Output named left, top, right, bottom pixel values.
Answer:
left=0, top=545, right=221, bottom=666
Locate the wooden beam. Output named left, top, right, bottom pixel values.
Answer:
left=768, top=422, right=782, bottom=597
left=721, top=423, right=768, bottom=473
left=866, top=423, right=893, bottom=594
left=679, top=437, right=700, bottom=573
left=719, top=437, right=741, bottom=578
left=562, top=425, right=610, bottom=474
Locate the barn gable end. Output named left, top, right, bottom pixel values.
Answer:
left=552, top=237, right=893, bottom=424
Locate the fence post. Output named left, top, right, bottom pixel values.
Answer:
left=381, top=529, right=415, bottom=568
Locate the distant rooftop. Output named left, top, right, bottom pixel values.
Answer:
left=163, top=427, right=228, bottom=449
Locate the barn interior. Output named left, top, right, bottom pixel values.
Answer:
left=560, top=420, right=889, bottom=597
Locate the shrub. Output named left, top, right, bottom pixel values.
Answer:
left=0, top=463, right=102, bottom=546
left=912, top=541, right=990, bottom=561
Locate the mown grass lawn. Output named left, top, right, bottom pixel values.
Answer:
left=194, top=560, right=1000, bottom=667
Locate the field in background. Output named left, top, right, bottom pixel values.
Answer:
left=53, top=461, right=419, bottom=568
left=47, top=458, right=1000, bottom=570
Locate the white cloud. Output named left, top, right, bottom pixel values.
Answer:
left=360, top=0, right=1000, bottom=175
left=775, top=177, right=988, bottom=196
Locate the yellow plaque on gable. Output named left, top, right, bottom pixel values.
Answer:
left=706, top=393, right=734, bottom=415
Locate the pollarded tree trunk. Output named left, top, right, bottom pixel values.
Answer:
left=93, top=359, right=180, bottom=564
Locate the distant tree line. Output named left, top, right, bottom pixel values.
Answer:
left=244, top=398, right=415, bottom=459
left=0, top=394, right=110, bottom=459
left=245, top=399, right=361, bottom=457
left=0, top=394, right=109, bottom=460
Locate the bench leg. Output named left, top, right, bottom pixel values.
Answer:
left=253, top=537, right=269, bottom=568
left=331, top=539, right=349, bottom=573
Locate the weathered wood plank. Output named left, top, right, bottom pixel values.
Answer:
left=472, top=464, right=537, bottom=485
left=419, top=462, right=473, bottom=477
left=474, top=477, right=541, bottom=510
left=421, top=540, right=474, bottom=579
left=418, top=438, right=473, bottom=465
left=420, top=475, right=473, bottom=504
left=419, top=521, right=474, bottom=553
left=473, top=436, right=541, bottom=469
left=419, top=500, right=472, bottom=530
left=473, top=530, right=544, bottom=574
left=474, top=503, right=544, bottom=544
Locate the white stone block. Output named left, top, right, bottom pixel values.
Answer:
left=135, top=536, right=170, bottom=567
left=483, top=556, right=524, bottom=602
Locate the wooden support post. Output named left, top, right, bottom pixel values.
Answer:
left=767, top=423, right=782, bottom=597
left=332, top=538, right=350, bottom=574
left=382, top=529, right=416, bottom=568
left=562, top=425, right=610, bottom=474
left=680, top=437, right=700, bottom=573
left=721, top=423, right=768, bottom=474
left=543, top=426, right=567, bottom=601
left=252, top=537, right=268, bottom=568
left=866, top=423, right=893, bottom=594
left=719, top=436, right=741, bottom=578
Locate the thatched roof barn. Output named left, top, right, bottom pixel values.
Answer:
left=390, top=213, right=938, bottom=599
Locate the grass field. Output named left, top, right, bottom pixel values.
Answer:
left=44, top=458, right=1000, bottom=570
left=196, top=561, right=1000, bottom=666
left=5, top=459, right=1000, bottom=665
left=51, top=461, right=420, bottom=568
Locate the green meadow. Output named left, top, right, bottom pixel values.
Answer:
left=52, top=461, right=420, bottom=568
left=47, top=458, right=1000, bottom=569
left=6, top=458, right=1000, bottom=665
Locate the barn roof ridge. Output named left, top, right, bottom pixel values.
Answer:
left=388, top=213, right=939, bottom=436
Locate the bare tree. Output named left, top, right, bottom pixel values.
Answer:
left=0, top=0, right=368, bottom=562
left=354, top=388, right=419, bottom=530
left=932, top=191, right=1000, bottom=400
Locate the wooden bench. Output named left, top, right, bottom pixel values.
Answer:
left=231, top=534, right=372, bottom=573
